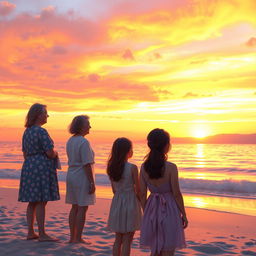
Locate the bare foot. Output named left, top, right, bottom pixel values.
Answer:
left=38, top=234, right=59, bottom=242
left=27, top=233, right=39, bottom=240
left=74, top=239, right=91, bottom=244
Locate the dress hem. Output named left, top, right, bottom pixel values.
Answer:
left=107, top=226, right=140, bottom=233
left=18, top=198, right=60, bottom=202
left=65, top=201, right=96, bottom=206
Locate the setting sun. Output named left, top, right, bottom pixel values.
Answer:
left=193, top=130, right=208, bottom=138
left=191, top=124, right=211, bottom=139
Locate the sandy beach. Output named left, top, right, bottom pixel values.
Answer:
left=0, top=187, right=255, bottom=256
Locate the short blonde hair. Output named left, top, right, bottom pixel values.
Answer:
left=69, top=115, right=89, bottom=135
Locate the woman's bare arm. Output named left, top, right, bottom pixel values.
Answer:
left=110, top=180, right=116, bottom=194
left=83, top=163, right=95, bottom=194
left=139, top=166, right=148, bottom=211
left=45, top=148, right=58, bottom=159
left=170, top=164, right=188, bottom=228
left=131, top=164, right=140, bottom=200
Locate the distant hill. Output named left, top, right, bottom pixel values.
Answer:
left=172, top=134, right=256, bottom=144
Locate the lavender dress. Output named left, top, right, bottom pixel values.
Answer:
left=140, top=180, right=186, bottom=254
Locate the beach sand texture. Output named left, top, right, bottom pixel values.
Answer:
left=0, top=188, right=255, bottom=256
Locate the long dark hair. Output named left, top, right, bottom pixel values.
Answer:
left=107, top=138, right=132, bottom=182
left=144, top=128, right=170, bottom=179
left=25, top=103, right=46, bottom=128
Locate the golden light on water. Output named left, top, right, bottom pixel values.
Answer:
left=190, top=197, right=208, bottom=208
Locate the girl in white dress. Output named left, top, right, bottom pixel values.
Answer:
left=66, top=115, right=96, bottom=243
left=107, top=138, right=142, bottom=256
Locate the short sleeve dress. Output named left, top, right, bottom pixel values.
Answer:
left=65, top=136, right=96, bottom=206
left=107, top=162, right=142, bottom=233
left=18, top=125, right=60, bottom=202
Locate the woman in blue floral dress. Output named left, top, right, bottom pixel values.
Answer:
left=18, top=103, right=60, bottom=241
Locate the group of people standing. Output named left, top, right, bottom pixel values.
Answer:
left=18, top=103, right=188, bottom=256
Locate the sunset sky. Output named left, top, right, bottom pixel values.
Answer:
left=0, top=0, right=256, bottom=142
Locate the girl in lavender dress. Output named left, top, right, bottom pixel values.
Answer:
left=140, top=129, right=188, bottom=256
left=107, top=138, right=142, bottom=256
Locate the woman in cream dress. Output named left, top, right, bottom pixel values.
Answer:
left=66, top=115, right=96, bottom=243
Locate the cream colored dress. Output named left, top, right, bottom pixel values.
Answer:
left=107, top=162, right=142, bottom=233
left=65, top=136, right=95, bottom=206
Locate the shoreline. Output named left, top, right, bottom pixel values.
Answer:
left=1, top=178, right=255, bottom=216
left=0, top=187, right=256, bottom=255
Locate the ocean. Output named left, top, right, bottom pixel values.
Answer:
left=0, top=141, right=255, bottom=216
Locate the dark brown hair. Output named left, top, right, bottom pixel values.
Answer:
left=144, top=128, right=170, bottom=179
left=107, top=138, right=132, bottom=182
left=25, top=103, right=46, bottom=128
left=69, top=115, right=89, bottom=135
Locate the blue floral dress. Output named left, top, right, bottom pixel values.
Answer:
left=18, top=125, right=60, bottom=202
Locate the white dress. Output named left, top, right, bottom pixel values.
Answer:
left=107, top=162, right=142, bottom=233
left=65, top=136, right=96, bottom=206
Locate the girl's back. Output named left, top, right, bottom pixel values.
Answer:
left=112, top=162, right=134, bottom=192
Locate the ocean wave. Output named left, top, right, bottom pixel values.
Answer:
left=179, top=178, right=256, bottom=198
left=0, top=169, right=255, bottom=198
left=181, top=167, right=256, bottom=173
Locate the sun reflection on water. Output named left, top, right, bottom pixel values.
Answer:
left=195, top=144, right=205, bottom=168
left=190, top=197, right=208, bottom=208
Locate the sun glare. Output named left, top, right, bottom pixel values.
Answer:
left=191, top=124, right=210, bottom=138
left=193, top=130, right=208, bottom=138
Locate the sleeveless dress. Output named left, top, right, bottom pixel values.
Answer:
left=107, top=162, right=142, bottom=233
left=66, top=136, right=96, bottom=206
left=18, top=125, right=60, bottom=202
left=140, top=180, right=186, bottom=254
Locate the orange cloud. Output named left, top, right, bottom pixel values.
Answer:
left=122, top=49, right=135, bottom=60
left=246, top=37, right=256, bottom=47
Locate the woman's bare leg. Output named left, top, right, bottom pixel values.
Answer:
left=121, top=232, right=134, bottom=256
left=36, top=202, right=58, bottom=241
left=74, top=206, right=88, bottom=243
left=113, top=232, right=123, bottom=256
left=26, top=202, right=39, bottom=239
left=69, top=204, right=78, bottom=242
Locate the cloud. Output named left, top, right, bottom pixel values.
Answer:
left=183, top=92, right=199, bottom=98
left=0, top=0, right=255, bottom=118
left=154, top=52, right=162, bottom=59
left=88, top=73, right=100, bottom=82
left=246, top=37, right=256, bottom=47
left=51, top=45, right=67, bottom=55
left=122, top=49, right=135, bottom=60
left=190, top=59, right=207, bottom=65
left=0, top=1, right=15, bottom=16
